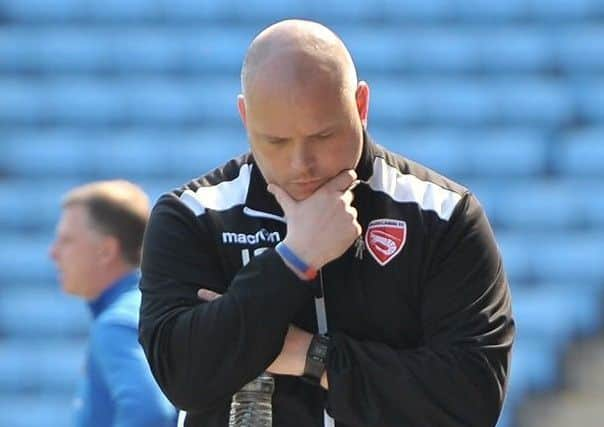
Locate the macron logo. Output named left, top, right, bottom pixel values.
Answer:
left=222, top=229, right=281, bottom=245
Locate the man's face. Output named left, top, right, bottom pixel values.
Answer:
left=240, top=69, right=369, bottom=201
left=49, top=205, right=104, bottom=299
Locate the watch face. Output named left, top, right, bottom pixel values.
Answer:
left=315, top=345, right=328, bottom=358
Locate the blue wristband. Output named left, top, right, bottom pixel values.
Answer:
left=275, top=242, right=317, bottom=280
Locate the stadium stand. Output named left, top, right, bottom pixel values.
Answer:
left=0, top=0, right=603, bottom=426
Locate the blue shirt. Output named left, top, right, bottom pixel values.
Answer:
left=74, top=271, right=176, bottom=427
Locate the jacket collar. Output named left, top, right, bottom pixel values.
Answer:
left=88, top=270, right=139, bottom=318
left=244, top=130, right=378, bottom=218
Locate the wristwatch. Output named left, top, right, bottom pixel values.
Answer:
left=302, top=334, right=330, bottom=386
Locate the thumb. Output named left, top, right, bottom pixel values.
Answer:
left=267, top=183, right=295, bottom=214
left=197, top=288, right=222, bottom=301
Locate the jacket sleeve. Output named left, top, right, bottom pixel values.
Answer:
left=138, top=194, right=314, bottom=412
left=325, top=193, right=515, bottom=427
left=90, top=322, right=176, bottom=427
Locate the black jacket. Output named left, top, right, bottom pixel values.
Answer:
left=139, top=134, right=515, bottom=427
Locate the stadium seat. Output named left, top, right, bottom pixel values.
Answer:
left=554, top=129, right=604, bottom=177
left=0, top=288, right=89, bottom=337
left=490, top=80, right=572, bottom=125
left=481, top=180, right=604, bottom=230
left=558, top=27, right=604, bottom=72
left=497, top=232, right=604, bottom=284
left=0, top=339, right=85, bottom=392
left=0, top=178, right=75, bottom=230
left=514, top=286, right=602, bottom=344
left=0, top=235, right=56, bottom=282
left=576, top=81, right=604, bottom=122
left=0, top=79, right=43, bottom=124
left=454, top=0, right=529, bottom=22
left=0, top=0, right=88, bottom=22
left=373, top=129, right=548, bottom=178
left=1, top=131, right=96, bottom=176
left=475, top=29, right=553, bottom=72
left=1, top=127, right=248, bottom=179
left=0, top=396, right=74, bottom=427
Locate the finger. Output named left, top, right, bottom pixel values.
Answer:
left=267, top=183, right=295, bottom=214
left=348, top=179, right=362, bottom=191
left=341, top=189, right=354, bottom=206
left=323, top=169, right=357, bottom=193
left=197, top=288, right=222, bottom=301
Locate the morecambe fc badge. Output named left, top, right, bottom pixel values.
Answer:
left=365, top=219, right=407, bottom=266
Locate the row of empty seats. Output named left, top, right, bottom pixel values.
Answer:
left=1, top=27, right=603, bottom=74
left=3, top=128, right=604, bottom=179
left=2, top=78, right=603, bottom=125
left=2, top=231, right=603, bottom=285
left=2, top=0, right=604, bottom=23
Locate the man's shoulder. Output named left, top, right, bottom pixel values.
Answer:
left=374, top=143, right=469, bottom=197
left=177, top=153, right=254, bottom=195
left=369, top=143, right=470, bottom=222
left=154, top=153, right=254, bottom=217
left=94, top=289, right=141, bottom=332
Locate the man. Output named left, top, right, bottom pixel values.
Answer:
left=50, top=180, right=177, bottom=427
left=139, top=20, right=514, bottom=427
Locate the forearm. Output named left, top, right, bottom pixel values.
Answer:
left=141, top=250, right=314, bottom=411
left=324, top=331, right=511, bottom=427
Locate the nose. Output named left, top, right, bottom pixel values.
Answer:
left=49, top=241, right=58, bottom=261
left=290, top=141, right=315, bottom=176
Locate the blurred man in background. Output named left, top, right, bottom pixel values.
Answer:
left=50, top=180, right=177, bottom=427
left=139, top=20, right=514, bottom=426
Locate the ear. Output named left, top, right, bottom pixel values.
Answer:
left=237, top=94, right=247, bottom=128
left=98, top=236, right=121, bottom=266
left=356, top=81, right=370, bottom=129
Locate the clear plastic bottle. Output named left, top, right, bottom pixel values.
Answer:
left=228, top=372, right=275, bottom=427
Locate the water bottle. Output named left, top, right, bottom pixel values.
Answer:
left=228, top=372, right=275, bottom=427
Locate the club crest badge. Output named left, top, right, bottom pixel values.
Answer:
left=365, top=219, right=407, bottom=266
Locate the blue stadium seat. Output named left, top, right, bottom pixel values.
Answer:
left=514, top=286, right=602, bottom=345
left=344, top=29, right=477, bottom=74
left=126, top=78, right=239, bottom=125
left=1, top=132, right=93, bottom=177
left=480, top=180, right=604, bottom=230
left=491, top=80, right=572, bottom=125
left=50, top=79, right=131, bottom=125
left=373, top=129, right=547, bottom=178
left=0, top=235, right=56, bottom=282
left=558, top=27, right=604, bottom=72
left=0, top=288, right=89, bottom=337
left=0, top=0, right=87, bottom=22
left=380, top=0, right=454, bottom=22
left=0, top=396, right=74, bottom=427
left=85, top=0, right=161, bottom=21
left=0, top=339, right=85, bottom=392
left=509, top=336, right=559, bottom=394
left=0, top=29, right=108, bottom=73
left=0, top=28, right=247, bottom=74
left=529, top=0, right=602, bottom=21
left=577, top=81, right=604, bottom=122
left=160, top=0, right=237, bottom=21
left=497, top=232, right=604, bottom=284
left=0, top=80, right=42, bottom=124
left=475, top=30, right=553, bottom=72
left=454, top=0, right=529, bottom=22
left=370, top=79, right=571, bottom=126
left=0, top=178, right=77, bottom=229
left=554, top=129, right=604, bottom=176
left=179, top=29, right=249, bottom=72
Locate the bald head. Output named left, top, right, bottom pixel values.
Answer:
left=240, top=20, right=358, bottom=99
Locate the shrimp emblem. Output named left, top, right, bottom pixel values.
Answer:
left=365, top=219, right=407, bottom=266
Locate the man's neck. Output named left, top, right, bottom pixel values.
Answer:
left=87, top=263, right=136, bottom=301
